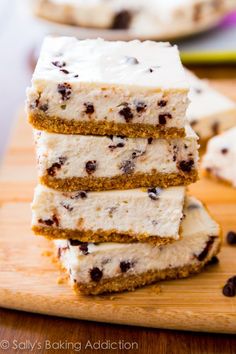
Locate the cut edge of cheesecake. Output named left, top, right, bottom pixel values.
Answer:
left=74, top=247, right=220, bottom=295
left=53, top=196, right=221, bottom=295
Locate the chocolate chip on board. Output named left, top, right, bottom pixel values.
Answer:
left=222, top=282, right=236, bottom=297
left=226, top=231, right=236, bottom=245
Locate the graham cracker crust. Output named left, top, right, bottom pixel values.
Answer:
left=74, top=239, right=221, bottom=295
left=33, top=225, right=178, bottom=246
left=29, top=111, right=186, bottom=139
left=40, top=169, right=198, bottom=192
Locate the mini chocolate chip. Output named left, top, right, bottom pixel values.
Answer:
left=59, top=156, right=67, bottom=165
left=90, top=267, right=103, bottom=282
left=38, top=103, right=48, bottom=112
left=119, top=160, right=135, bottom=174
left=108, top=142, right=125, bottom=151
left=38, top=214, right=59, bottom=227
left=60, top=69, right=69, bottom=74
left=74, top=74, right=79, bottom=78
left=132, top=149, right=144, bottom=159
left=136, top=101, right=147, bottom=113
left=84, top=103, right=95, bottom=114
left=111, top=10, right=132, bottom=29
left=119, top=105, right=133, bottom=122
left=148, top=138, right=153, bottom=145
left=222, top=283, right=236, bottom=297
left=60, top=104, right=67, bottom=110
left=69, top=239, right=82, bottom=246
left=148, top=68, right=154, bottom=73
left=38, top=218, right=54, bottom=226
left=85, top=160, right=97, bottom=175
left=47, top=156, right=67, bottom=177
left=221, top=148, right=228, bottom=154
left=79, top=243, right=89, bottom=255
left=228, top=276, right=236, bottom=287
left=196, top=237, right=215, bottom=261
left=158, top=100, right=167, bottom=107
left=47, top=162, right=61, bottom=177
left=159, top=113, right=172, bottom=125
left=207, top=256, right=219, bottom=265
left=61, top=202, right=73, bottom=212
left=148, top=187, right=162, bottom=201
left=71, top=191, right=88, bottom=200
left=178, top=159, right=194, bottom=173
left=52, top=214, right=59, bottom=227
left=212, top=121, right=219, bottom=135
left=124, top=56, right=139, bottom=65
left=120, top=261, right=132, bottom=273
left=226, top=231, right=236, bottom=245
left=52, top=61, right=66, bottom=68
left=57, top=83, right=72, bottom=101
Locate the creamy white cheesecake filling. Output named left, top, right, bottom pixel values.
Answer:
left=202, top=127, right=236, bottom=187
left=27, top=37, right=189, bottom=129
left=34, top=124, right=198, bottom=179
left=55, top=196, right=220, bottom=284
left=187, top=70, right=236, bottom=141
left=32, top=185, right=185, bottom=240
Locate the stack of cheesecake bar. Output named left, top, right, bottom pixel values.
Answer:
left=27, top=36, right=221, bottom=295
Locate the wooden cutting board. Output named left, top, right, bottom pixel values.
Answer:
left=1, top=81, right=236, bottom=334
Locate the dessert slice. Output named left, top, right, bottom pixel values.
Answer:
left=34, top=0, right=236, bottom=37
left=34, top=124, right=199, bottom=192
left=55, top=196, right=221, bottom=295
left=32, top=185, right=185, bottom=245
left=202, top=127, right=236, bottom=187
left=187, top=70, right=236, bottom=142
left=27, top=37, right=189, bottom=138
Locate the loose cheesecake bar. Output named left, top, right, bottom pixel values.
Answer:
left=34, top=124, right=198, bottom=192
left=35, top=0, right=236, bottom=37
left=202, top=127, right=236, bottom=187
left=32, top=185, right=185, bottom=245
left=27, top=37, right=189, bottom=138
left=55, top=196, right=221, bottom=295
left=187, top=70, right=236, bottom=142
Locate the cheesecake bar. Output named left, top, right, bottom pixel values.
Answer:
left=35, top=0, right=236, bottom=38
left=187, top=70, right=236, bottom=142
left=32, top=185, right=185, bottom=245
left=27, top=37, right=189, bottom=138
left=202, top=127, right=236, bottom=187
left=34, top=124, right=198, bottom=192
left=55, top=196, right=221, bottom=295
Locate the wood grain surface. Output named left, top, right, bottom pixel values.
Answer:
left=0, top=81, right=236, bottom=350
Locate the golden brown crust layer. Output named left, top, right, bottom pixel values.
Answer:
left=33, top=225, right=177, bottom=246
left=40, top=170, right=198, bottom=192
left=29, top=111, right=186, bottom=139
left=74, top=240, right=221, bottom=295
